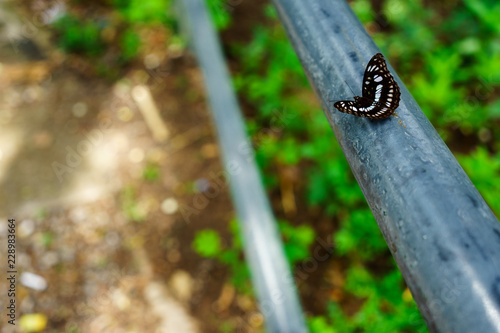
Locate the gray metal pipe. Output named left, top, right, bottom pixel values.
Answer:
left=270, top=0, right=500, bottom=332
left=178, top=0, right=308, bottom=332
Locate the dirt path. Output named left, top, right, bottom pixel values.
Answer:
left=0, top=2, right=252, bottom=332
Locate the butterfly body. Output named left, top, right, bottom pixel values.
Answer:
left=333, top=53, right=400, bottom=119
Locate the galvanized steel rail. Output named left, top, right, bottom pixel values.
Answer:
left=270, top=0, right=500, bottom=332
left=178, top=0, right=309, bottom=332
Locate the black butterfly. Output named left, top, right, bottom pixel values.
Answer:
left=331, top=53, right=400, bottom=119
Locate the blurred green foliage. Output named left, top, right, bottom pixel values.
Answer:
left=41, top=232, right=55, bottom=248
left=280, top=221, right=316, bottom=263
left=52, top=0, right=174, bottom=63
left=458, top=147, right=500, bottom=214
left=113, top=0, right=169, bottom=23
left=370, top=0, right=500, bottom=216
left=142, top=163, right=161, bottom=181
left=120, top=29, right=142, bottom=61
left=192, top=229, right=223, bottom=257
left=372, top=0, right=500, bottom=137
left=309, top=268, right=427, bottom=333
left=193, top=220, right=252, bottom=293
left=206, top=0, right=232, bottom=29
left=334, top=209, right=388, bottom=260
left=192, top=220, right=316, bottom=294
left=120, top=185, right=147, bottom=222
left=53, top=15, right=104, bottom=56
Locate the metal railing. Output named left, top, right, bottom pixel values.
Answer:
left=180, top=0, right=500, bottom=332
left=178, top=0, right=308, bottom=332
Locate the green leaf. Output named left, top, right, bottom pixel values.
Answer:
left=192, top=229, right=222, bottom=258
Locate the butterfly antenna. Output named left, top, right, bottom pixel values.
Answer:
left=329, top=81, right=356, bottom=103
left=344, top=80, right=356, bottom=95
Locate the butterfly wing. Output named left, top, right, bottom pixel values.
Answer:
left=360, top=53, right=401, bottom=118
left=334, top=97, right=380, bottom=118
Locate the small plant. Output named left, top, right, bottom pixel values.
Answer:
left=52, top=0, right=177, bottom=65
left=116, top=0, right=169, bottom=24
left=142, top=163, right=161, bottom=182
left=279, top=221, right=316, bottom=265
left=120, top=185, right=147, bottom=222
left=458, top=147, right=500, bottom=216
left=206, top=0, right=233, bottom=29
left=192, top=220, right=317, bottom=293
left=192, top=220, right=252, bottom=293
left=334, top=209, right=388, bottom=260
left=53, top=15, right=105, bottom=56
left=120, top=29, right=141, bottom=61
